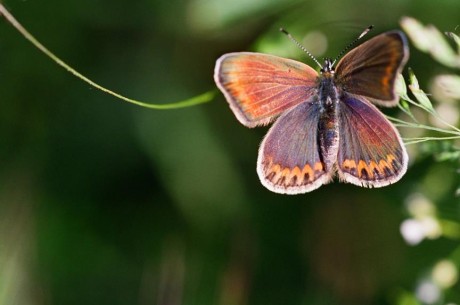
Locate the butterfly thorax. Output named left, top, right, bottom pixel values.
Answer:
left=317, top=70, right=340, bottom=171
left=317, top=73, right=338, bottom=105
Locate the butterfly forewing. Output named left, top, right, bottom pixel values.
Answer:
left=214, top=52, right=318, bottom=127
left=335, top=31, right=408, bottom=106
left=257, top=101, right=333, bottom=194
left=337, top=94, right=408, bottom=187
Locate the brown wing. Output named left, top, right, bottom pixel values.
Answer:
left=335, top=31, right=409, bottom=106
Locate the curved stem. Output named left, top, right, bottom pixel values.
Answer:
left=0, top=3, right=215, bottom=109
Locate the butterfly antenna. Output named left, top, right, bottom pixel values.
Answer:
left=331, top=25, right=374, bottom=66
left=280, top=28, right=322, bottom=69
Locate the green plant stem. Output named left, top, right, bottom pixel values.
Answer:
left=403, top=136, right=460, bottom=145
left=388, top=117, right=460, bottom=135
left=401, top=96, right=460, bottom=134
left=0, top=3, right=215, bottom=109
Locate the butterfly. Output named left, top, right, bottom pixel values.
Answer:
left=214, top=29, right=409, bottom=194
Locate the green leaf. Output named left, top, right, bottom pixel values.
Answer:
left=398, top=100, right=417, bottom=122
left=426, top=25, right=459, bottom=68
left=401, top=17, right=460, bottom=68
left=395, top=289, right=421, bottom=305
left=434, top=150, right=460, bottom=162
left=396, top=74, right=409, bottom=100
left=445, top=31, right=460, bottom=54
left=400, top=16, right=431, bottom=52
left=408, top=69, right=434, bottom=111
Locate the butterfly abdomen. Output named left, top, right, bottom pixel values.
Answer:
left=318, top=77, right=340, bottom=171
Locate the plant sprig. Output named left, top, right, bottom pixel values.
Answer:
left=388, top=73, right=460, bottom=146
left=391, top=17, right=460, bottom=149
left=0, top=4, right=215, bottom=110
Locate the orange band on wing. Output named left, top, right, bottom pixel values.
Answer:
left=264, top=157, right=325, bottom=188
left=341, top=154, right=398, bottom=180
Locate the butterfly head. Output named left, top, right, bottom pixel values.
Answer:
left=320, top=58, right=335, bottom=75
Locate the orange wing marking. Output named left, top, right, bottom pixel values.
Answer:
left=342, top=154, right=398, bottom=179
left=263, top=158, right=324, bottom=187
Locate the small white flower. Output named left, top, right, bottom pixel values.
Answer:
left=400, top=219, right=426, bottom=245
left=415, top=279, right=441, bottom=304
left=432, top=260, right=458, bottom=289
left=400, top=217, right=441, bottom=245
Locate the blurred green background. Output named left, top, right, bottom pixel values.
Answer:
left=0, top=0, right=459, bottom=304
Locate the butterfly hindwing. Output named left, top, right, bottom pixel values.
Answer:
left=335, top=31, right=408, bottom=106
left=257, top=100, right=333, bottom=194
left=214, top=52, right=318, bottom=127
left=337, top=94, right=408, bottom=187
